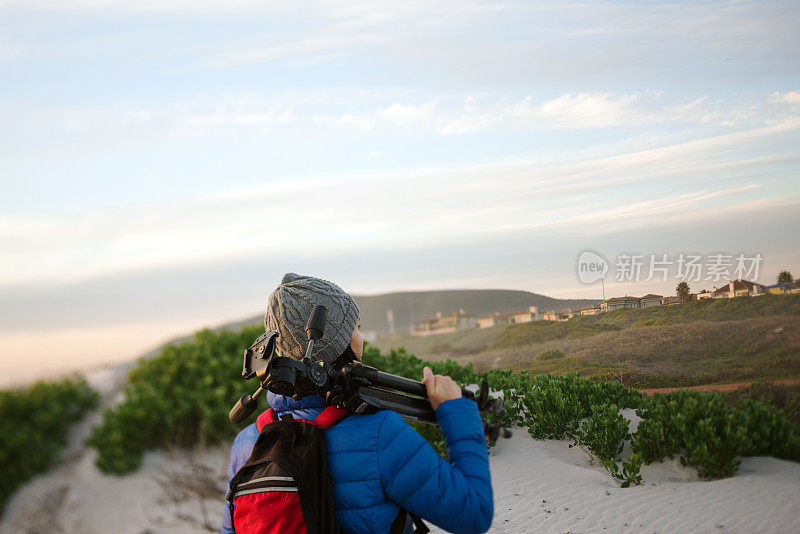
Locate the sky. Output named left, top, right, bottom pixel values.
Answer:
left=1, top=0, right=799, bottom=384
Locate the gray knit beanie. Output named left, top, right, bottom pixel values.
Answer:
left=265, top=273, right=360, bottom=364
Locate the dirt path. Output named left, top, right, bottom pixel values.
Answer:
left=640, top=378, right=800, bottom=395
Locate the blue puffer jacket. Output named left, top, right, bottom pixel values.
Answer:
left=222, top=391, right=493, bottom=534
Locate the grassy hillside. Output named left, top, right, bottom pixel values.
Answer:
left=374, top=295, right=800, bottom=388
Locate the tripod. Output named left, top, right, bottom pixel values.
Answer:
left=230, top=305, right=512, bottom=442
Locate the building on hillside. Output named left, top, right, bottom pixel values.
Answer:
left=410, top=309, right=476, bottom=336
left=661, top=296, right=683, bottom=305
left=511, top=306, right=540, bottom=323
left=639, top=294, right=663, bottom=308
left=476, top=306, right=541, bottom=328
left=476, top=312, right=515, bottom=329
left=543, top=307, right=580, bottom=321
left=696, top=290, right=713, bottom=300
left=580, top=304, right=602, bottom=316
left=711, top=279, right=767, bottom=299
left=765, top=283, right=800, bottom=295
left=605, top=296, right=641, bottom=311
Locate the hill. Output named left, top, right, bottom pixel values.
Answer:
left=209, top=289, right=598, bottom=337
left=353, top=289, right=596, bottom=334
left=373, top=294, right=800, bottom=388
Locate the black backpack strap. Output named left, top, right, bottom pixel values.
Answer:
left=411, top=514, right=429, bottom=534
left=389, top=508, right=429, bottom=534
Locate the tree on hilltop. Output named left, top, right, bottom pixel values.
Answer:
left=777, top=270, right=794, bottom=284
left=676, top=281, right=691, bottom=302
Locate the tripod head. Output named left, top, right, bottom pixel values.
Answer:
left=229, top=305, right=512, bottom=441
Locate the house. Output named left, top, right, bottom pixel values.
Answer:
left=661, top=296, right=683, bottom=305
left=541, top=307, right=582, bottom=321
left=696, top=290, right=713, bottom=300
left=639, top=294, right=663, bottom=308
left=476, top=306, right=540, bottom=328
left=542, top=310, right=559, bottom=321
left=712, top=279, right=767, bottom=299
left=765, top=283, right=800, bottom=295
left=411, top=309, right=476, bottom=336
left=510, top=306, right=540, bottom=323
left=580, top=304, right=602, bottom=316
left=605, top=296, right=641, bottom=311
left=476, top=313, right=515, bottom=329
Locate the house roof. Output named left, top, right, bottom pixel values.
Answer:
left=640, top=294, right=663, bottom=300
left=477, top=309, right=533, bottom=321
left=606, top=296, right=640, bottom=303
left=712, top=279, right=766, bottom=295
left=414, top=310, right=473, bottom=325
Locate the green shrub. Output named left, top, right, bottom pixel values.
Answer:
left=602, top=453, right=643, bottom=488
left=0, top=376, right=98, bottom=515
left=734, top=399, right=800, bottom=461
left=576, top=404, right=629, bottom=461
left=537, top=349, right=565, bottom=360
left=721, top=382, right=800, bottom=427
left=630, top=389, right=800, bottom=479
left=87, top=326, right=263, bottom=474
left=86, top=323, right=800, bottom=486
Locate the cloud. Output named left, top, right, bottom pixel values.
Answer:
left=204, top=31, right=391, bottom=68
left=2, top=117, right=798, bottom=288
left=108, top=91, right=785, bottom=140
left=770, top=91, right=800, bottom=104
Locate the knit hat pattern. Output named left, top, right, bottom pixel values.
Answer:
left=265, top=273, right=360, bottom=364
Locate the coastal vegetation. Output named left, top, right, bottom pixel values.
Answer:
left=85, top=325, right=799, bottom=490
left=0, top=377, right=97, bottom=515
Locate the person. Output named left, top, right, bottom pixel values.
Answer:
left=222, top=273, right=493, bottom=534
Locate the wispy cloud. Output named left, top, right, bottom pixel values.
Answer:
left=32, top=91, right=792, bottom=143
left=3, top=117, right=797, bottom=288
left=770, top=91, right=800, bottom=104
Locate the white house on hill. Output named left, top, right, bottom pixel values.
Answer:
left=410, top=309, right=476, bottom=336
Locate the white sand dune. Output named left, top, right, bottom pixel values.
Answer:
left=3, top=366, right=800, bottom=533
left=429, top=433, right=800, bottom=533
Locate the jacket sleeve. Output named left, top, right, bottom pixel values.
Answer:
left=377, top=397, right=493, bottom=534
left=221, top=425, right=258, bottom=534
left=220, top=439, right=239, bottom=534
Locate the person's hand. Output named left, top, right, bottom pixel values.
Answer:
left=422, top=366, right=462, bottom=411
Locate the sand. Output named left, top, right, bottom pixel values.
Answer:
left=2, top=368, right=800, bottom=534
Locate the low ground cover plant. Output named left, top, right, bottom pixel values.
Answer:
left=366, top=346, right=800, bottom=485
left=0, top=376, right=98, bottom=515
left=87, top=326, right=262, bottom=474
left=88, top=327, right=800, bottom=488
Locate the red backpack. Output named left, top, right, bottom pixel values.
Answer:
left=226, top=406, right=350, bottom=534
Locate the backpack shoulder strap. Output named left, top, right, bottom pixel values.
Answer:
left=256, top=408, right=276, bottom=432
left=312, top=406, right=351, bottom=429
left=257, top=406, right=349, bottom=432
